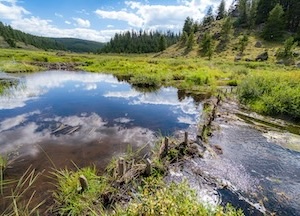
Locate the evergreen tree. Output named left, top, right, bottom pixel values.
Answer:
left=187, top=30, right=195, bottom=50
left=262, top=4, right=285, bottom=41
left=203, top=7, right=214, bottom=26
left=238, top=35, right=249, bottom=54
left=237, top=0, right=249, bottom=26
left=280, top=0, right=300, bottom=32
left=221, top=17, right=233, bottom=42
left=200, top=32, right=214, bottom=60
left=247, top=0, right=257, bottom=28
left=159, top=35, right=167, bottom=51
left=216, top=0, right=226, bottom=20
left=181, top=31, right=188, bottom=44
left=276, top=36, right=298, bottom=58
left=256, top=0, right=278, bottom=24
left=182, top=17, right=194, bottom=36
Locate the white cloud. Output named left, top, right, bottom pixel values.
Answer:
left=55, top=12, right=63, bottom=18
left=107, top=24, right=114, bottom=28
left=95, top=9, right=143, bottom=27
left=0, top=0, right=30, bottom=20
left=73, top=17, right=90, bottom=28
left=95, top=0, right=232, bottom=31
left=65, top=20, right=71, bottom=25
left=10, top=16, right=122, bottom=42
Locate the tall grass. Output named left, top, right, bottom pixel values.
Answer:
left=237, top=72, right=300, bottom=119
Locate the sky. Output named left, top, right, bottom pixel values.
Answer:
left=0, top=0, right=232, bottom=42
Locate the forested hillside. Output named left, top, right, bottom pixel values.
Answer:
left=173, top=0, right=300, bottom=62
left=0, top=22, right=104, bottom=53
left=52, top=38, right=104, bottom=53
left=99, top=30, right=180, bottom=53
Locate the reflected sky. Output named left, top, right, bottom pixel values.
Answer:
left=0, top=71, right=202, bottom=156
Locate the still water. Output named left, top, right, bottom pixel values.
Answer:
left=0, top=70, right=202, bottom=166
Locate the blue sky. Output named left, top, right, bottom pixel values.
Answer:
left=0, top=0, right=231, bottom=42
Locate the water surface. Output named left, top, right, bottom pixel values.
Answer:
left=0, top=70, right=202, bottom=163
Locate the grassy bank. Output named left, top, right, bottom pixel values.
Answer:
left=1, top=47, right=299, bottom=117
left=0, top=138, right=244, bottom=215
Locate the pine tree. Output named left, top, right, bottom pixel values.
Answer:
left=181, top=31, right=188, bottom=44
left=249, top=0, right=258, bottom=28
left=182, top=17, right=194, bottom=36
left=221, top=17, right=233, bottom=42
left=238, top=35, right=249, bottom=54
left=262, top=4, right=285, bottom=41
left=187, top=30, right=195, bottom=50
left=200, top=32, right=214, bottom=60
left=237, top=0, right=249, bottom=26
left=216, top=0, right=226, bottom=20
left=203, top=7, right=214, bottom=26
left=256, top=0, right=278, bottom=24
left=159, top=35, right=167, bottom=51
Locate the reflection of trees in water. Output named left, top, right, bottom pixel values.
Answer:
left=0, top=78, right=20, bottom=95
left=177, top=89, right=211, bottom=104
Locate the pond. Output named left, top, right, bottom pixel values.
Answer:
left=0, top=70, right=202, bottom=169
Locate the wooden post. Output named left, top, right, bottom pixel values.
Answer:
left=184, top=132, right=188, bottom=146
left=159, top=137, right=169, bottom=159
left=79, top=175, right=89, bottom=192
left=117, top=157, right=126, bottom=177
left=145, top=158, right=152, bottom=176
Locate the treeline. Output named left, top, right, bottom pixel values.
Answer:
left=99, top=30, right=180, bottom=53
left=182, top=0, right=300, bottom=42
left=0, top=21, right=65, bottom=50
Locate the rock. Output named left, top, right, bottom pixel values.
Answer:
left=254, top=41, right=263, bottom=48
left=276, top=59, right=285, bottom=65
left=293, top=52, right=300, bottom=58
left=213, top=32, right=222, bottom=40
left=56, top=52, right=65, bottom=56
left=296, top=62, right=300, bottom=68
left=245, top=58, right=253, bottom=62
left=234, top=55, right=242, bottom=62
left=255, top=51, right=268, bottom=61
left=212, top=145, right=223, bottom=155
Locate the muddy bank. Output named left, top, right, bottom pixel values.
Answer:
left=29, top=62, right=84, bottom=71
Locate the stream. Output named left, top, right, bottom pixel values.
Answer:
left=0, top=71, right=299, bottom=215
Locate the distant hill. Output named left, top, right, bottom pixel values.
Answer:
left=52, top=38, right=104, bottom=53
left=0, top=21, right=105, bottom=53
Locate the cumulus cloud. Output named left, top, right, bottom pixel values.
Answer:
left=73, top=17, right=91, bottom=28
left=95, top=0, right=232, bottom=31
left=0, top=0, right=30, bottom=20
left=95, top=9, right=143, bottom=27
left=10, top=16, right=122, bottom=42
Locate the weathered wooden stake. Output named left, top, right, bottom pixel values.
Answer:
left=117, top=157, right=126, bottom=177
left=159, top=137, right=169, bottom=159
left=184, top=131, right=188, bottom=146
left=145, top=158, right=152, bottom=176
left=79, top=175, right=89, bottom=192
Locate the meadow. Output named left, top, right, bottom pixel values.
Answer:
left=1, top=48, right=299, bottom=119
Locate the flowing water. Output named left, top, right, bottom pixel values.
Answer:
left=204, top=104, right=300, bottom=215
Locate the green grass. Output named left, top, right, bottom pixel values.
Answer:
left=52, top=166, right=114, bottom=215
left=237, top=72, right=300, bottom=119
